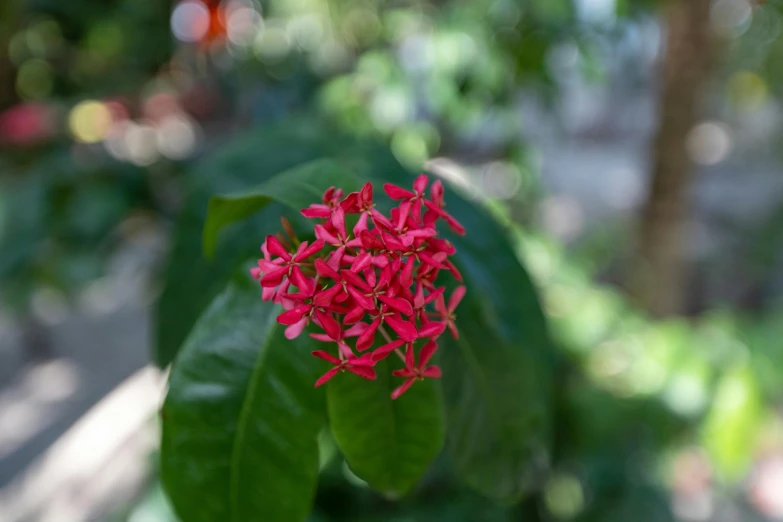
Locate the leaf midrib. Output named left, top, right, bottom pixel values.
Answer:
left=228, top=305, right=280, bottom=521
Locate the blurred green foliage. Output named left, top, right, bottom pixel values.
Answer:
left=2, top=0, right=783, bottom=520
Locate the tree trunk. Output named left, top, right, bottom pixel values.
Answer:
left=630, top=0, right=715, bottom=317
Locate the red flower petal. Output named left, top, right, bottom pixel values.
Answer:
left=295, top=239, right=326, bottom=261
left=449, top=286, right=466, bottom=312
left=422, top=366, right=442, bottom=378
left=381, top=232, right=405, bottom=251
left=397, top=200, right=412, bottom=230
left=356, top=318, right=380, bottom=351
left=401, top=256, right=415, bottom=287
left=359, top=229, right=383, bottom=249
left=327, top=246, right=345, bottom=271
left=337, top=341, right=354, bottom=359
left=348, top=354, right=376, bottom=367
left=314, top=224, right=339, bottom=245
left=406, top=228, right=437, bottom=239
left=431, top=180, right=445, bottom=205
left=419, top=340, right=439, bottom=367
left=313, top=284, right=342, bottom=307
left=265, top=235, right=291, bottom=260
left=260, top=265, right=289, bottom=287
left=417, top=321, right=446, bottom=339
left=344, top=305, right=366, bottom=325
left=418, top=251, right=446, bottom=269
left=353, top=211, right=369, bottom=236
left=384, top=183, right=415, bottom=200
left=385, top=314, right=417, bottom=342
left=391, top=378, right=415, bottom=399
left=291, top=266, right=315, bottom=295
left=370, top=339, right=405, bottom=362
left=443, top=212, right=466, bottom=235
left=413, top=173, right=429, bottom=195
left=340, top=192, right=359, bottom=213
left=424, top=286, right=445, bottom=305
left=435, top=293, right=449, bottom=317
left=404, top=342, right=415, bottom=370
left=309, top=332, right=332, bottom=342
left=371, top=254, right=389, bottom=268
left=331, top=207, right=347, bottom=238
left=378, top=295, right=413, bottom=316
left=344, top=322, right=369, bottom=337
left=284, top=318, right=308, bottom=339
left=312, top=350, right=340, bottom=365
left=351, top=252, right=373, bottom=273
left=347, top=286, right=375, bottom=311
left=370, top=209, right=394, bottom=230
left=314, top=367, right=341, bottom=387
left=347, top=366, right=377, bottom=380
left=363, top=267, right=377, bottom=288
left=341, top=269, right=372, bottom=293
left=444, top=260, right=463, bottom=282
left=360, top=182, right=373, bottom=205
left=448, top=321, right=459, bottom=340
left=301, top=206, right=332, bottom=219
left=314, top=258, right=340, bottom=280
left=314, top=309, right=342, bottom=340
left=277, top=305, right=310, bottom=325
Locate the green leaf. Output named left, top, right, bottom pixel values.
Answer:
left=160, top=275, right=325, bottom=522
left=425, top=196, right=554, bottom=503
left=156, top=122, right=554, bottom=502
left=202, top=159, right=360, bottom=258
left=326, top=358, right=445, bottom=496
left=438, top=284, right=551, bottom=504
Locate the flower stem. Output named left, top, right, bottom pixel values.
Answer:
left=379, top=326, right=407, bottom=362
left=378, top=325, right=393, bottom=343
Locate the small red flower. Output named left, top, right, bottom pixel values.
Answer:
left=301, top=186, right=344, bottom=219
left=312, top=346, right=377, bottom=387
left=424, top=180, right=466, bottom=236
left=251, top=174, right=466, bottom=398
left=435, top=286, right=466, bottom=339
left=259, top=238, right=324, bottom=287
left=391, top=341, right=442, bottom=399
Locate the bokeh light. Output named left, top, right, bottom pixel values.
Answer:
left=711, top=0, right=753, bottom=38
left=171, top=0, right=211, bottom=43
left=686, top=121, right=733, bottom=166
left=728, top=71, right=768, bottom=111
left=156, top=115, right=199, bottom=160
left=225, top=0, right=263, bottom=47
left=16, top=59, right=54, bottom=100
left=544, top=473, right=585, bottom=519
left=68, top=101, right=113, bottom=144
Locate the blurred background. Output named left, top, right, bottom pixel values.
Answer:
left=2, top=0, right=783, bottom=520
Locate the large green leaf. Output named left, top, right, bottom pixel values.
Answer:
left=434, top=215, right=554, bottom=503
left=203, top=157, right=444, bottom=497
left=155, top=120, right=554, bottom=501
left=202, top=159, right=360, bottom=258
left=327, top=357, right=445, bottom=497
left=160, top=275, right=326, bottom=522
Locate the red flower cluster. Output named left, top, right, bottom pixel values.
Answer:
left=251, top=174, right=466, bottom=399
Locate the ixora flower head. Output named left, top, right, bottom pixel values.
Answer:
left=250, top=174, right=466, bottom=399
